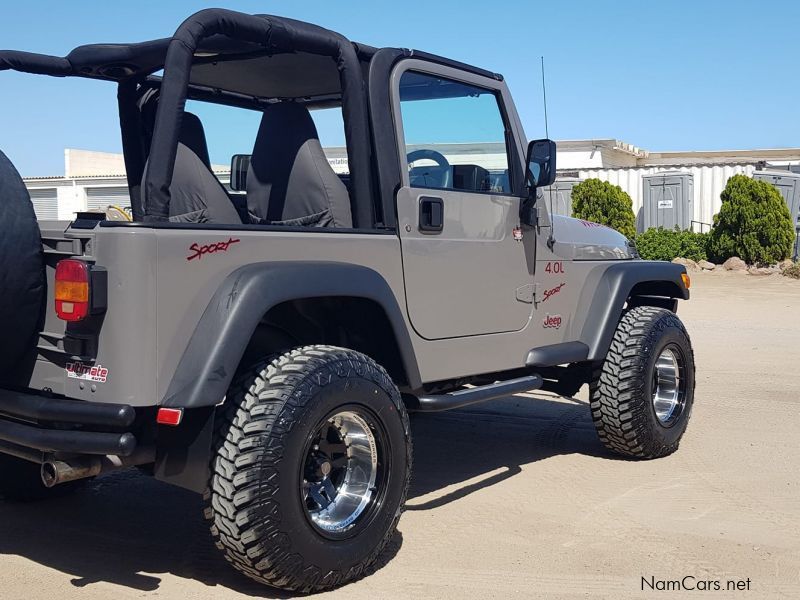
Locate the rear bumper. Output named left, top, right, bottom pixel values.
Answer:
left=0, top=388, right=137, bottom=459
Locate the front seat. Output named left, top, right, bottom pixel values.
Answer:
left=247, top=102, right=352, bottom=228
left=141, top=110, right=241, bottom=224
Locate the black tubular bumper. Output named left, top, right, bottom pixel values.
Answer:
left=0, top=389, right=137, bottom=457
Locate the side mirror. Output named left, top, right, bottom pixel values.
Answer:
left=229, top=154, right=251, bottom=192
left=525, top=139, right=557, bottom=190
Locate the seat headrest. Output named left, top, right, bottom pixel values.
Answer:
left=178, top=112, right=211, bottom=169
left=246, top=102, right=353, bottom=227
left=138, top=89, right=211, bottom=168
left=255, top=102, right=319, bottom=149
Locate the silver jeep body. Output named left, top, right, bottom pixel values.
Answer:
left=1, top=9, right=688, bottom=492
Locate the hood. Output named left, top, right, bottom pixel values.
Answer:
left=548, top=215, right=638, bottom=261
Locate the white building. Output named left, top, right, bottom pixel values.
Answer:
left=556, top=139, right=800, bottom=231
left=23, top=149, right=230, bottom=220
left=23, top=141, right=800, bottom=227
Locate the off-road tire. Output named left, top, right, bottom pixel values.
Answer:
left=0, top=149, right=45, bottom=383
left=204, top=345, right=412, bottom=593
left=590, top=306, right=695, bottom=458
left=0, top=454, right=84, bottom=502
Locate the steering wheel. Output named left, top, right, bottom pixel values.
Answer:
left=406, top=149, right=452, bottom=188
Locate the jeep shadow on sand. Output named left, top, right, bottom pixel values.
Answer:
left=0, top=9, right=695, bottom=593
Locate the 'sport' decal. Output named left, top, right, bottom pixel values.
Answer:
left=66, top=362, right=109, bottom=383
left=542, top=314, right=562, bottom=329
left=187, top=237, right=241, bottom=261
left=542, top=282, right=566, bottom=302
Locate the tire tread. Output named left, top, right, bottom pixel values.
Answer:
left=204, top=345, right=411, bottom=593
left=589, top=306, right=694, bottom=459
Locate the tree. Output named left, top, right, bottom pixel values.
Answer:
left=707, top=174, right=795, bottom=264
left=571, top=178, right=636, bottom=239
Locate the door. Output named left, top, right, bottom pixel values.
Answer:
left=544, top=178, right=580, bottom=217
left=662, top=175, right=690, bottom=229
left=392, top=64, right=534, bottom=340
left=656, top=180, right=679, bottom=229
left=766, top=175, right=799, bottom=223
left=645, top=174, right=691, bottom=230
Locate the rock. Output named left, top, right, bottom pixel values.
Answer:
left=723, top=257, right=747, bottom=271
left=697, top=260, right=716, bottom=271
left=672, top=257, right=699, bottom=271
left=748, top=266, right=777, bottom=276
left=784, top=263, right=800, bottom=279
left=778, top=259, right=795, bottom=271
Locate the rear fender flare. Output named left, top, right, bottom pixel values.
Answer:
left=162, top=262, right=420, bottom=409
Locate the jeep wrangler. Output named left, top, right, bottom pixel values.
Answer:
left=0, top=9, right=695, bottom=593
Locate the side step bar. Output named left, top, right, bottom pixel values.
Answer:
left=413, top=375, right=543, bottom=413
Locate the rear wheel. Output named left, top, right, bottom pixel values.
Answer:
left=205, top=345, right=412, bottom=592
left=590, top=306, right=695, bottom=458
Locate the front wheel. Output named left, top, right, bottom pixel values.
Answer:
left=205, top=345, right=412, bottom=593
left=590, top=306, right=695, bottom=458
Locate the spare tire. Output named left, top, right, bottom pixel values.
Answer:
left=0, top=150, right=45, bottom=383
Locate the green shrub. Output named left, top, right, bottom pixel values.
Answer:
left=571, top=178, right=636, bottom=239
left=707, top=174, right=795, bottom=264
left=635, top=227, right=709, bottom=262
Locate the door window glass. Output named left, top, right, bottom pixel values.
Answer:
left=399, top=71, right=511, bottom=194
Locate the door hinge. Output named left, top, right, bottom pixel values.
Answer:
left=515, top=283, right=536, bottom=304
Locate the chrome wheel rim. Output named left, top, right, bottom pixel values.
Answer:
left=301, top=410, right=379, bottom=535
left=651, top=346, right=686, bottom=426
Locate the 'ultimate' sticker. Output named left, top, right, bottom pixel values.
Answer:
left=66, top=362, right=109, bottom=383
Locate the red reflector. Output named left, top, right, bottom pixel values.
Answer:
left=157, top=407, right=183, bottom=426
left=55, top=259, right=90, bottom=322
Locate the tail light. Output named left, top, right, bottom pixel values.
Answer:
left=55, top=259, right=106, bottom=322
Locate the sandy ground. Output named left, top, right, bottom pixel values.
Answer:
left=1, top=271, right=799, bottom=599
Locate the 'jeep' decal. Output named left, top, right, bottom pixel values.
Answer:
left=187, top=237, right=241, bottom=261
left=542, top=314, right=562, bottom=329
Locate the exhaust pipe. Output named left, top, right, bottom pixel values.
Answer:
left=41, top=447, right=156, bottom=488
left=41, top=457, right=102, bottom=487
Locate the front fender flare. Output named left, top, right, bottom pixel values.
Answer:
left=162, top=262, right=420, bottom=409
left=577, top=260, right=689, bottom=361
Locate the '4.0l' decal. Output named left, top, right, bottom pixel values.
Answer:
left=544, top=261, right=564, bottom=274
left=187, top=237, right=241, bottom=261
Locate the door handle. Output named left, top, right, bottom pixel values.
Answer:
left=418, top=196, right=444, bottom=233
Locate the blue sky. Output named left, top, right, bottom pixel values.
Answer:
left=1, top=0, right=798, bottom=176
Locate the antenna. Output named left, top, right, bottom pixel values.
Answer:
left=541, top=56, right=556, bottom=249
left=541, top=56, right=549, bottom=139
